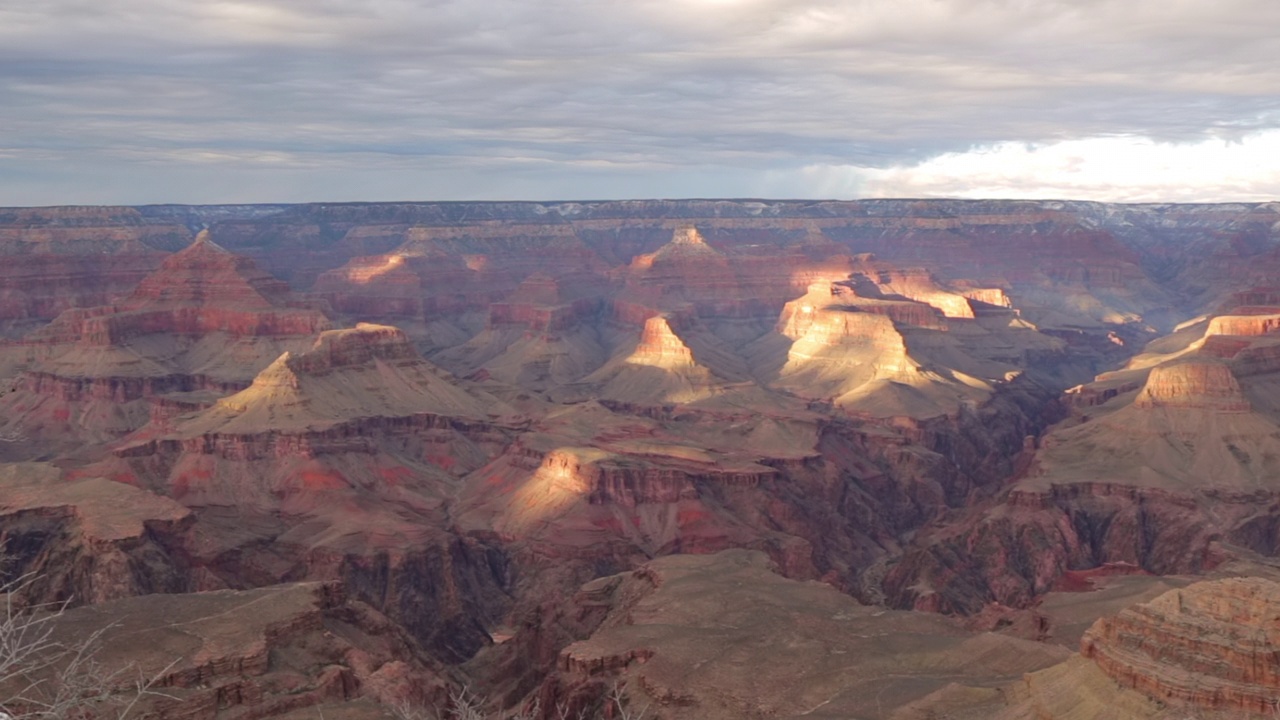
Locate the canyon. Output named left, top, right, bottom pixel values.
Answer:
left=3, top=199, right=1280, bottom=719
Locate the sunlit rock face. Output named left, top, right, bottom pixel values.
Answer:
left=882, top=282, right=1280, bottom=618
left=1082, top=578, right=1280, bottom=716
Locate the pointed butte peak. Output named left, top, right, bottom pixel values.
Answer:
left=631, top=314, right=696, bottom=367
left=186, top=228, right=231, bottom=254
left=671, top=224, right=707, bottom=245
left=649, top=223, right=725, bottom=262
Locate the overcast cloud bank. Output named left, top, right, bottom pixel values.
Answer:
left=2, top=0, right=1278, bottom=204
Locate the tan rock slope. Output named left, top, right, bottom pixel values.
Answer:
left=176, top=323, right=511, bottom=436
left=995, top=577, right=1280, bottom=720
left=97, top=322, right=522, bottom=662
left=2, top=581, right=441, bottom=720
left=503, top=550, right=1068, bottom=719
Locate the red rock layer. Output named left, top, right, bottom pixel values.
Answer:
left=486, top=273, right=605, bottom=333
left=0, top=206, right=185, bottom=334
left=311, top=223, right=609, bottom=324
left=1082, top=577, right=1280, bottom=715
left=537, top=448, right=773, bottom=508
left=26, top=232, right=331, bottom=345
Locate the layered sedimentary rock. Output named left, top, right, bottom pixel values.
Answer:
left=886, top=297, right=1280, bottom=616
left=0, top=206, right=187, bottom=337
left=0, top=232, right=331, bottom=452
left=756, top=275, right=1055, bottom=419
left=1081, top=578, right=1280, bottom=715
left=432, top=272, right=609, bottom=388
left=102, top=323, right=520, bottom=662
left=312, top=223, right=609, bottom=335
left=1132, top=359, right=1251, bottom=411
left=0, top=462, right=191, bottom=605
left=565, top=315, right=739, bottom=406
left=163, top=323, right=514, bottom=444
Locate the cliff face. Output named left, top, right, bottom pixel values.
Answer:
left=883, top=482, right=1222, bottom=614
left=1082, top=578, right=1280, bottom=715
left=0, top=206, right=186, bottom=337
left=90, top=323, right=520, bottom=662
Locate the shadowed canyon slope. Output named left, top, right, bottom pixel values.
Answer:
left=4, top=199, right=1280, bottom=719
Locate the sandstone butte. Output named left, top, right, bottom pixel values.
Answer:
left=1082, top=577, right=1280, bottom=715
left=3, top=199, right=1280, bottom=719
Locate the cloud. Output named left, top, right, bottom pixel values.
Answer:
left=782, top=130, right=1280, bottom=202
left=1, top=0, right=1279, bottom=203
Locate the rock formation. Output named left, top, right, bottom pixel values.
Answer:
left=885, top=294, right=1280, bottom=616
left=0, top=231, right=331, bottom=453
left=1133, top=358, right=1251, bottom=411
left=1081, top=577, right=1280, bottom=716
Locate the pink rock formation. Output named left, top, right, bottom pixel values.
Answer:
left=1082, top=577, right=1280, bottom=715
left=0, top=206, right=183, bottom=336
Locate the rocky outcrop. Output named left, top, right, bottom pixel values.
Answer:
left=1132, top=359, right=1251, bottom=412
left=0, top=463, right=193, bottom=605
left=94, top=324, right=520, bottom=663
left=629, top=316, right=696, bottom=368
left=160, top=323, right=515, bottom=438
left=25, top=231, right=331, bottom=345
left=311, top=223, right=609, bottom=326
left=0, top=581, right=448, bottom=719
left=540, top=447, right=773, bottom=508
left=1081, top=577, right=1280, bottom=715
left=1206, top=312, right=1280, bottom=337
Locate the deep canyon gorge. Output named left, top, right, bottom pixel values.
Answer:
left=3, top=199, right=1280, bottom=718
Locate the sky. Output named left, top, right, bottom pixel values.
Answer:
left=2, top=0, right=1279, bottom=205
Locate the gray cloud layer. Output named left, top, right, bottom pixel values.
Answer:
left=2, top=0, right=1279, bottom=203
